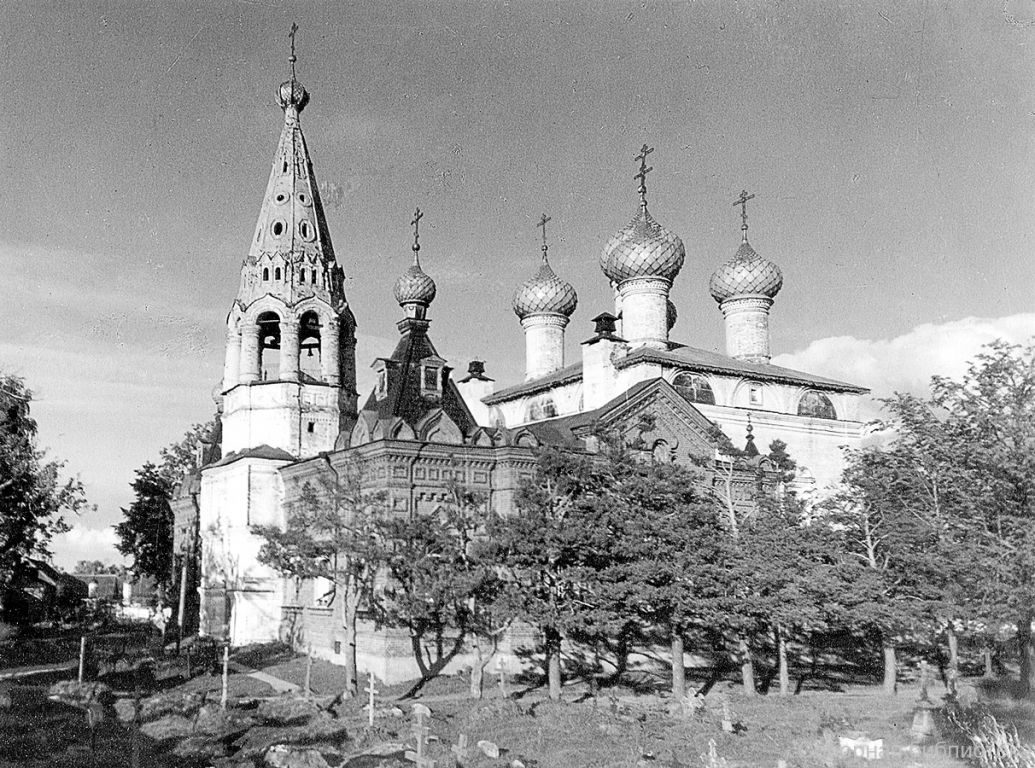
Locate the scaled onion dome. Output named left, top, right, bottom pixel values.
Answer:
left=513, top=256, right=578, bottom=320
left=709, top=235, right=783, bottom=303
left=277, top=78, right=310, bottom=113
left=601, top=206, right=686, bottom=284
left=394, top=253, right=437, bottom=308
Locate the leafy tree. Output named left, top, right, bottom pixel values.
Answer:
left=489, top=446, right=603, bottom=701
left=115, top=463, right=175, bottom=590
left=0, top=374, right=90, bottom=621
left=114, top=421, right=212, bottom=590
left=929, top=340, right=1035, bottom=692
left=734, top=495, right=848, bottom=695
left=254, top=461, right=388, bottom=698
left=73, top=560, right=123, bottom=575
left=611, top=457, right=728, bottom=699
left=374, top=481, right=502, bottom=699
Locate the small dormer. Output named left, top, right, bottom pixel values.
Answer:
left=419, top=354, right=448, bottom=399
left=371, top=357, right=395, bottom=401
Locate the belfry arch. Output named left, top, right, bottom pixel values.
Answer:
left=257, top=311, right=281, bottom=381
left=298, top=310, right=322, bottom=381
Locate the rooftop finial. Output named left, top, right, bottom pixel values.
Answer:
left=734, top=189, right=755, bottom=242
left=744, top=412, right=759, bottom=456
left=288, top=22, right=299, bottom=81
left=634, top=143, right=655, bottom=210
left=410, top=207, right=424, bottom=265
left=536, top=213, right=552, bottom=262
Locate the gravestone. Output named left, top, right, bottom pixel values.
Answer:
left=404, top=703, right=435, bottom=768
left=450, top=733, right=468, bottom=763
left=364, top=672, right=378, bottom=728
left=496, top=657, right=509, bottom=698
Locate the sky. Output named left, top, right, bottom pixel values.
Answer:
left=0, top=1, right=1032, bottom=569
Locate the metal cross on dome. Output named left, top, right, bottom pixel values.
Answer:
left=733, top=189, right=755, bottom=233
left=288, top=23, right=299, bottom=80
left=634, top=143, right=655, bottom=208
left=411, top=207, right=424, bottom=254
left=536, top=213, right=551, bottom=254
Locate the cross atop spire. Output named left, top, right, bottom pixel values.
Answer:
left=536, top=213, right=551, bottom=260
left=411, top=207, right=424, bottom=264
left=288, top=23, right=299, bottom=80
left=733, top=189, right=755, bottom=240
left=634, top=144, right=655, bottom=209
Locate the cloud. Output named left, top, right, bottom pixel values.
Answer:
left=773, top=313, right=1035, bottom=420
left=50, top=525, right=127, bottom=572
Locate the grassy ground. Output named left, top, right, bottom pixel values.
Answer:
left=5, top=639, right=1035, bottom=767
left=0, top=684, right=180, bottom=768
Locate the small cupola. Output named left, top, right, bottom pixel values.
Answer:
left=393, top=207, right=437, bottom=319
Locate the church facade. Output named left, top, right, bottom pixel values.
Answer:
left=173, top=62, right=868, bottom=679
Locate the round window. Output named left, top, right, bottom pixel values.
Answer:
left=272, top=220, right=285, bottom=237
left=299, top=220, right=315, bottom=242
left=274, top=192, right=288, bottom=205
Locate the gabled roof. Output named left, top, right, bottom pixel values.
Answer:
left=483, top=341, right=867, bottom=405
left=482, top=361, right=583, bottom=405
left=620, top=344, right=869, bottom=393
left=518, top=377, right=725, bottom=455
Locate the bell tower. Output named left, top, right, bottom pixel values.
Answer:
left=219, top=35, right=357, bottom=458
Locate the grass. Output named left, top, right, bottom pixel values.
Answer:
left=5, top=637, right=1035, bottom=768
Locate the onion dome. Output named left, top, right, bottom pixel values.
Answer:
left=277, top=79, right=310, bottom=113
left=394, top=207, right=436, bottom=308
left=601, top=208, right=686, bottom=284
left=515, top=215, right=578, bottom=319
left=600, top=145, right=685, bottom=284
left=666, top=299, right=677, bottom=331
left=709, top=237, right=783, bottom=303
left=513, top=257, right=578, bottom=319
left=394, top=261, right=436, bottom=307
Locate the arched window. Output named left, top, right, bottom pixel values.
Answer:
left=299, top=270, right=306, bottom=284
left=311, top=269, right=317, bottom=284
left=672, top=372, right=716, bottom=405
left=257, top=311, right=281, bottom=381
left=798, top=391, right=837, bottom=420
left=262, top=267, right=269, bottom=281
left=299, top=311, right=322, bottom=381
left=523, top=394, right=558, bottom=422
left=272, top=221, right=284, bottom=237
left=274, top=267, right=282, bottom=280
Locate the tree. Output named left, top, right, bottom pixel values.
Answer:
left=73, top=560, right=123, bottom=575
left=254, top=460, right=388, bottom=698
left=929, top=340, right=1035, bottom=693
left=0, top=374, right=90, bottom=621
left=114, top=421, right=212, bottom=590
left=489, top=446, right=604, bottom=701
left=734, top=495, right=848, bottom=696
left=612, top=457, right=728, bottom=699
left=374, top=480, right=503, bottom=699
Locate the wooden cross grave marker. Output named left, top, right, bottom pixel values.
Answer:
left=405, top=702, right=435, bottom=768
left=451, top=733, right=469, bottom=764
left=364, top=671, right=378, bottom=727
left=496, top=656, right=509, bottom=698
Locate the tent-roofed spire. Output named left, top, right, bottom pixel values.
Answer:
left=236, top=26, right=346, bottom=310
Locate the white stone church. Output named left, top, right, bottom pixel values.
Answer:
left=173, top=57, right=868, bottom=679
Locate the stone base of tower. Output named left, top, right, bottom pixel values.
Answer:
left=222, top=381, right=341, bottom=459
left=197, top=454, right=292, bottom=645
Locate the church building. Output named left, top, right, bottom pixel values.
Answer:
left=173, top=55, right=868, bottom=679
